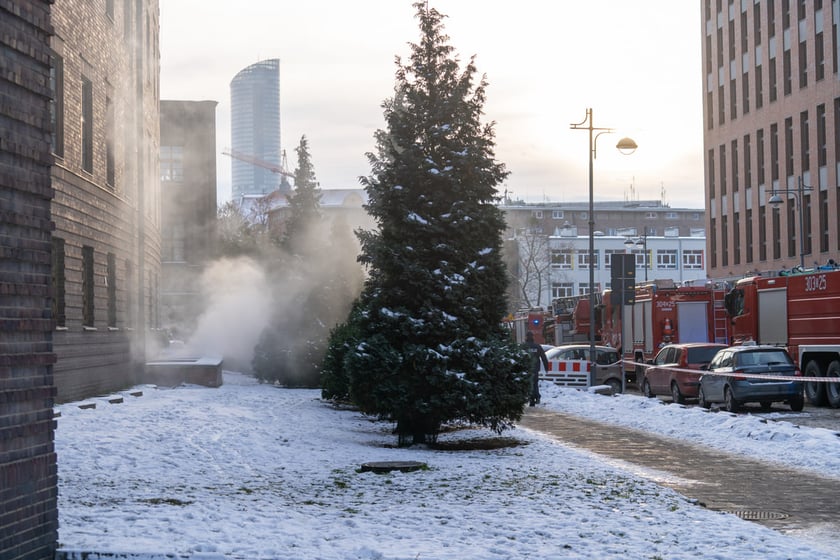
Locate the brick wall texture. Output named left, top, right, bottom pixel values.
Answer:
left=0, top=1, right=59, bottom=559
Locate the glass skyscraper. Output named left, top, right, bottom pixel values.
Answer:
left=230, top=58, right=284, bottom=198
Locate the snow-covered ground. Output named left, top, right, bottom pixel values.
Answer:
left=55, top=372, right=840, bottom=560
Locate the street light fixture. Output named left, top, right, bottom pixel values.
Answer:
left=570, top=108, right=636, bottom=386
left=623, top=229, right=650, bottom=281
left=768, top=176, right=813, bottom=269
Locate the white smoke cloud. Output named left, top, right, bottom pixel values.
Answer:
left=183, top=256, right=273, bottom=371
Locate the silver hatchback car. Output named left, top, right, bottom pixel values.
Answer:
left=698, top=345, right=805, bottom=413
left=542, top=344, right=624, bottom=394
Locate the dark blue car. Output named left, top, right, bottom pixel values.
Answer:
left=698, top=345, right=805, bottom=413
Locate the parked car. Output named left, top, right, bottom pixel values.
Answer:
left=641, top=343, right=728, bottom=403
left=698, top=344, right=805, bottom=412
left=541, top=344, right=624, bottom=394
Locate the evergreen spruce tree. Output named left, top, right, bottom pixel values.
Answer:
left=345, top=2, right=530, bottom=446
left=283, top=135, right=322, bottom=254
left=252, top=135, right=326, bottom=386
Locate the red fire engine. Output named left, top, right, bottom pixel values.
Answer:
left=724, top=264, right=840, bottom=407
left=509, top=308, right=554, bottom=345
left=601, top=279, right=731, bottom=383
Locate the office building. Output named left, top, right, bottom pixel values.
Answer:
left=160, top=100, right=219, bottom=337
left=230, top=58, right=286, bottom=199
left=702, top=0, right=840, bottom=277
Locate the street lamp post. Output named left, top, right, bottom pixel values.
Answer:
left=768, top=176, right=813, bottom=270
left=571, top=108, right=636, bottom=386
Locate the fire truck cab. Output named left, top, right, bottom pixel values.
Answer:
left=724, top=266, right=840, bottom=407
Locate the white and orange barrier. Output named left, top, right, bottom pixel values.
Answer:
left=540, top=360, right=591, bottom=387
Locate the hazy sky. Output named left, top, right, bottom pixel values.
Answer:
left=159, top=1, right=705, bottom=208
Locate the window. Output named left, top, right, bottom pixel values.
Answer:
left=785, top=117, right=794, bottom=178
left=83, top=245, right=95, bottom=327
left=81, top=76, right=93, bottom=173
left=552, top=210, right=564, bottom=220
left=162, top=222, right=185, bottom=262
left=731, top=139, right=739, bottom=192
left=799, top=39, right=808, bottom=88
left=817, top=104, right=826, bottom=167
left=577, top=250, right=599, bottom=269
left=550, top=249, right=573, bottom=270
left=50, top=54, right=64, bottom=158
left=107, top=252, right=117, bottom=327
left=604, top=249, right=623, bottom=269
left=160, top=145, right=184, bottom=182
left=665, top=212, right=678, bottom=220
left=125, top=259, right=133, bottom=330
left=800, top=110, right=810, bottom=173
left=645, top=212, right=657, bottom=219
left=52, top=237, right=66, bottom=328
left=744, top=134, right=752, bottom=188
left=708, top=149, right=716, bottom=198
left=683, top=250, right=704, bottom=269
left=759, top=205, right=767, bottom=261
left=630, top=248, right=649, bottom=270
left=533, top=210, right=543, bottom=220
left=578, top=282, right=600, bottom=296
left=551, top=282, right=574, bottom=299
left=657, top=250, right=678, bottom=270
left=757, top=128, right=766, bottom=185
left=746, top=208, right=754, bottom=263
left=106, top=95, right=115, bottom=187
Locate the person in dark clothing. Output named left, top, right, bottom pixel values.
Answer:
left=523, top=331, right=549, bottom=406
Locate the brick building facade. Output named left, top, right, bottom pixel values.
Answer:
left=50, top=0, right=161, bottom=402
left=702, top=0, right=840, bottom=277
left=0, top=2, right=59, bottom=558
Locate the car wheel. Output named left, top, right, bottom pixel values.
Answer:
left=789, top=393, right=805, bottom=412
left=760, top=401, right=772, bottom=412
left=724, top=387, right=740, bottom=413
left=826, top=361, right=840, bottom=409
left=698, top=386, right=710, bottom=409
left=670, top=382, right=684, bottom=405
left=804, top=360, right=827, bottom=406
left=642, top=379, right=654, bottom=398
left=606, top=378, right=622, bottom=395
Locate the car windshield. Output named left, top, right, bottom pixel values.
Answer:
left=686, top=346, right=722, bottom=363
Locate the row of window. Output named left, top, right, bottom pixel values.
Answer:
left=709, top=98, right=840, bottom=199
left=531, top=210, right=701, bottom=221
left=705, top=0, right=836, bottom=130
left=50, top=54, right=116, bottom=187
left=51, top=238, right=129, bottom=330
left=548, top=249, right=705, bottom=270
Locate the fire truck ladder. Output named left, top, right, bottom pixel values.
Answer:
left=712, top=289, right=730, bottom=344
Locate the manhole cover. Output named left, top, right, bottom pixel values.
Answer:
left=360, top=461, right=426, bottom=474
left=725, top=510, right=790, bottom=521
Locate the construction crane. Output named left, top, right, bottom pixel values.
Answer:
left=222, top=148, right=294, bottom=188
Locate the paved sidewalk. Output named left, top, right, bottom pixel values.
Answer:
left=520, top=406, right=840, bottom=535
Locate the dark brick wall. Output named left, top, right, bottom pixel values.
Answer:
left=50, top=0, right=161, bottom=403
left=0, top=1, right=59, bottom=559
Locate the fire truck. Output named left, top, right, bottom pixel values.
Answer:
left=509, top=308, right=554, bottom=345
left=601, top=279, right=731, bottom=383
left=724, top=263, right=840, bottom=407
